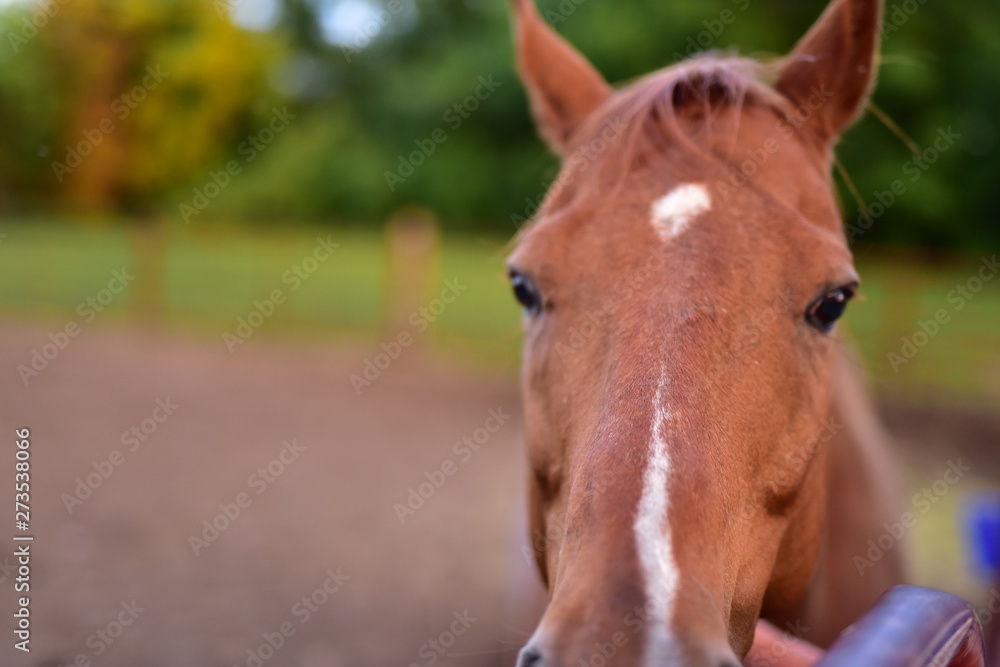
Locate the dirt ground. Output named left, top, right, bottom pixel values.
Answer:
left=0, top=323, right=997, bottom=667
left=0, top=323, right=545, bottom=667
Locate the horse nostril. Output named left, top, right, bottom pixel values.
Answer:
left=717, top=658, right=742, bottom=667
left=516, top=646, right=544, bottom=667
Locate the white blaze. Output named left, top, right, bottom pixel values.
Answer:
left=634, top=371, right=679, bottom=664
left=650, top=183, right=711, bottom=240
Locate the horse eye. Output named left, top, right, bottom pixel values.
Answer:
left=806, top=286, right=856, bottom=333
left=509, top=272, right=542, bottom=315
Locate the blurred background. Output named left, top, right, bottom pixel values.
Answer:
left=0, top=0, right=997, bottom=665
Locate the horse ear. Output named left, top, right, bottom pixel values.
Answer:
left=511, top=0, right=613, bottom=156
left=775, top=0, right=882, bottom=143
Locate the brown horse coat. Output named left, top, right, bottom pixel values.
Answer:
left=507, top=1, right=906, bottom=665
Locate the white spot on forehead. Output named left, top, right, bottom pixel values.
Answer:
left=634, top=370, right=679, bottom=665
left=650, top=183, right=711, bottom=241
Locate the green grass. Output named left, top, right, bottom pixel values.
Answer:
left=0, top=220, right=524, bottom=369
left=1, top=219, right=997, bottom=402
left=846, top=254, right=1000, bottom=406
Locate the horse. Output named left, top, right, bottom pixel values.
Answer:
left=505, top=0, right=907, bottom=664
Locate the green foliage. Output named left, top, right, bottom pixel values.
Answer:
left=0, top=0, right=996, bottom=249
left=243, top=0, right=997, bottom=249
left=0, top=220, right=996, bottom=402
left=0, top=0, right=277, bottom=213
left=0, top=10, right=61, bottom=206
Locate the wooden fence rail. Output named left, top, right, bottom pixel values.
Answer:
left=816, top=586, right=987, bottom=667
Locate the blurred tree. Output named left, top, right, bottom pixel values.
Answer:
left=230, top=0, right=997, bottom=250
left=0, top=8, right=61, bottom=209
left=0, top=0, right=996, bottom=251
left=0, top=0, right=276, bottom=216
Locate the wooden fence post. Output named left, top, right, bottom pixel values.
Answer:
left=382, top=206, right=440, bottom=344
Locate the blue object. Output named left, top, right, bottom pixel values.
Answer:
left=963, top=492, right=1000, bottom=580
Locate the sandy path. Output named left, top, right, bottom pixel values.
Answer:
left=0, top=323, right=996, bottom=667
left=0, top=324, right=544, bottom=667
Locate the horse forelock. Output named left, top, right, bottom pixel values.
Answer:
left=527, top=54, right=799, bottom=227
left=592, top=54, right=793, bottom=157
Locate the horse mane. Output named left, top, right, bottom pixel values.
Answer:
left=603, top=54, right=793, bottom=169
left=536, top=53, right=798, bottom=220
